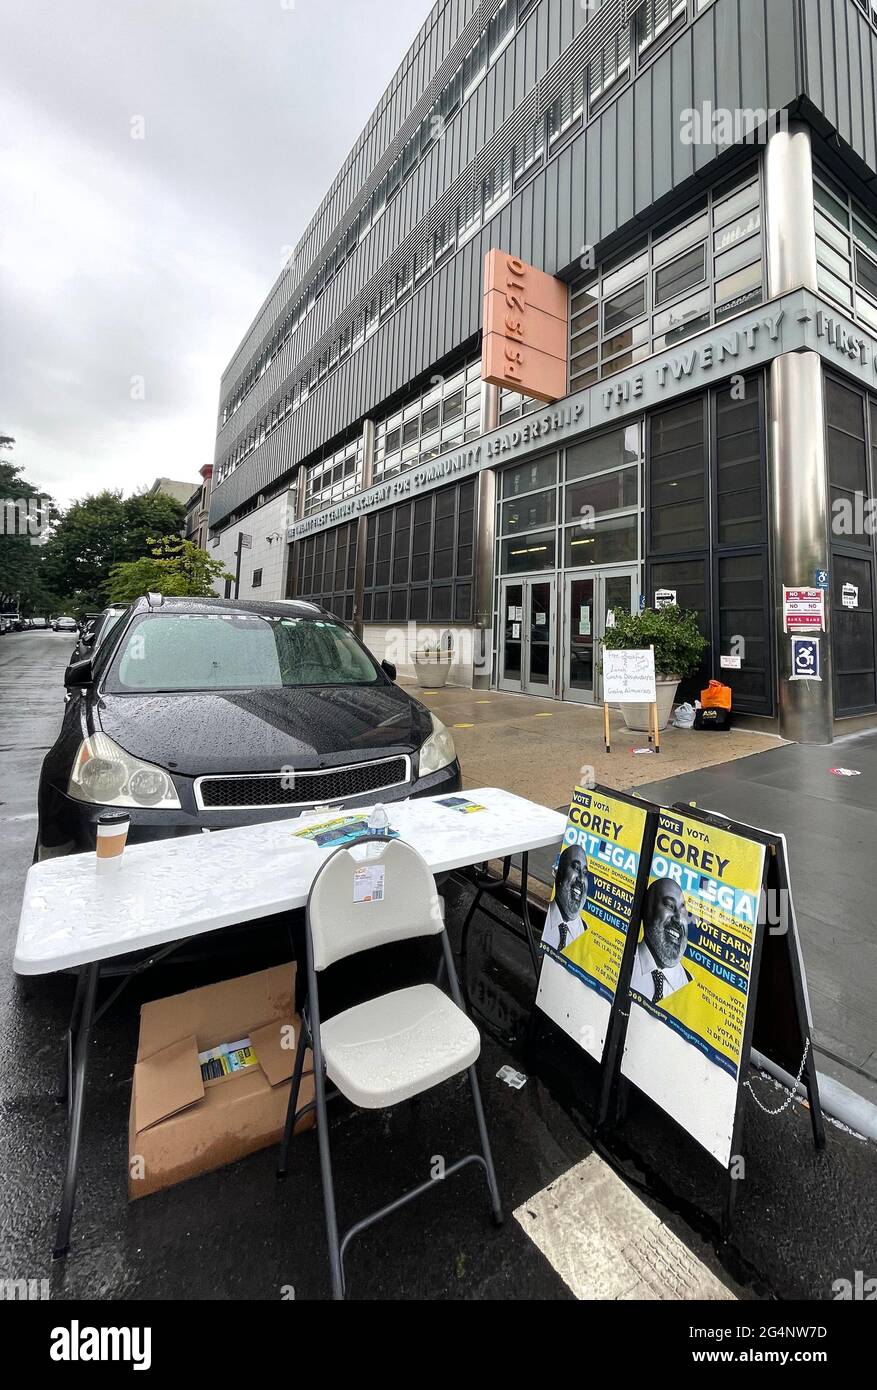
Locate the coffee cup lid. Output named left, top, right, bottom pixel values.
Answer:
left=97, top=810, right=130, bottom=826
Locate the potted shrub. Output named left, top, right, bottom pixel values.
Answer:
left=600, top=605, right=707, bottom=731
left=412, top=633, right=454, bottom=689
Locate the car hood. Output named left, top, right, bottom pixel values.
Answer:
left=92, top=684, right=432, bottom=777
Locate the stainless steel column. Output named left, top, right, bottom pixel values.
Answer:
left=765, top=122, right=833, bottom=741
left=769, top=351, right=833, bottom=743
left=764, top=121, right=818, bottom=298
left=473, top=383, right=499, bottom=689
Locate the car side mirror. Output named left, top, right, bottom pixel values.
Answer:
left=65, top=657, right=94, bottom=688
left=381, top=659, right=397, bottom=682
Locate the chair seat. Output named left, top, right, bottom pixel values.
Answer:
left=320, top=984, right=481, bottom=1109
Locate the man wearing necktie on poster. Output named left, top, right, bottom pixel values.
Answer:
left=630, top=878, right=694, bottom=1005
left=541, top=844, right=589, bottom=952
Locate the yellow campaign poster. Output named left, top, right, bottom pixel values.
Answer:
left=629, top=810, right=766, bottom=1079
left=540, top=786, right=648, bottom=1005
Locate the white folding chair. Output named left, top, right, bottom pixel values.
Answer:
left=277, top=834, right=503, bottom=1299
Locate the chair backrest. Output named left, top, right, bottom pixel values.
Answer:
left=307, top=836, right=445, bottom=971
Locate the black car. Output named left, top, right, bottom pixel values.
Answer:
left=37, top=594, right=461, bottom=859
left=71, top=604, right=128, bottom=664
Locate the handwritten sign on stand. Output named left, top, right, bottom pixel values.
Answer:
left=601, top=647, right=660, bottom=755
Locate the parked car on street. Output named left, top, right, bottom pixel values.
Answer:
left=52, top=615, right=79, bottom=633
left=37, top=594, right=461, bottom=858
left=30, top=617, right=50, bottom=629
left=70, top=605, right=128, bottom=665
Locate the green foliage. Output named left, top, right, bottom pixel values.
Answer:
left=0, top=455, right=58, bottom=615
left=601, top=604, right=707, bottom=678
left=107, top=536, right=233, bottom=604
left=39, top=490, right=186, bottom=612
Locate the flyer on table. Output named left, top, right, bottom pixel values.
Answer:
left=540, top=786, right=648, bottom=1005
left=630, top=811, right=766, bottom=1079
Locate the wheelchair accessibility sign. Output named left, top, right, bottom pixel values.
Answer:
left=790, top=636, right=821, bottom=681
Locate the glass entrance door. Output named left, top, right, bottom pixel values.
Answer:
left=499, top=577, right=557, bottom=696
left=562, top=567, right=639, bottom=704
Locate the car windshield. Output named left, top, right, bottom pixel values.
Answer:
left=107, top=612, right=380, bottom=691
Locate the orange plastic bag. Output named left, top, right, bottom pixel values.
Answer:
left=700, top=680, right=732, bottom=710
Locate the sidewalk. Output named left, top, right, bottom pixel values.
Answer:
left=410, top=684, right=783, bottom=809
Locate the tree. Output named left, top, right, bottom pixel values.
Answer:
left=39, top=490, right=186, bottom=613
left=107, top=536, right=233, bottom=604
left=0, top=452, right=58, bottom=615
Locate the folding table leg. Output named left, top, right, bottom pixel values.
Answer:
left=58, top=966, right=88, bottom=1107
left=54, top=961, right=100, bottom=1260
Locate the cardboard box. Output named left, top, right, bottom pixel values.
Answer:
left=128, top=963, right=313, bottom=1200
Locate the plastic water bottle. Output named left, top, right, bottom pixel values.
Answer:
left=368, top=803, right=390, bottom=837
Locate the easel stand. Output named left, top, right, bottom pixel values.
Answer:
left=602, top=700, right=660, bottom=754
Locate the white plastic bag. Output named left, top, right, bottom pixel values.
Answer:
left=671, top=701, right=696, bottom=729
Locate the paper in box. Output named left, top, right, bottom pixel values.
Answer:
left=128, top=963, right=313, bottom=1200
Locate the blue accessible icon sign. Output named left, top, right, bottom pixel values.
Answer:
left=790, top=636, right=821, bottom=680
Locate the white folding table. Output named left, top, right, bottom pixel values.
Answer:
left=15, top=787, right=566, bottom=1256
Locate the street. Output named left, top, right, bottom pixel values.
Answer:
left=1, top=631, right=875, bottom=1302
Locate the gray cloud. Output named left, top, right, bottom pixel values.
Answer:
left=0, top=0, right=432, bottom=505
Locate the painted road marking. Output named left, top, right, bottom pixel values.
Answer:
left=453, top=723, right=475, bottom=729
left=514, top=1153, right=735, bottom=1301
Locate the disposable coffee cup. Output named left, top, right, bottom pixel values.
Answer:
left=96, top=811, right=130, bottom=873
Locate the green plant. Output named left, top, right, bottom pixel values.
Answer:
left=601, top=604, right=707, bottom=678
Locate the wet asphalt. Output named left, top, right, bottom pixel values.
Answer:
left=0, top=631, right=874, bottom=1301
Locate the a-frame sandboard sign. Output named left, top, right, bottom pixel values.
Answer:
left=534, top=783, right=660, bottom=1100
left=603, top=801, right=825, bottom=1234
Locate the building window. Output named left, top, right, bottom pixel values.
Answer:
left=373, top=357, right=481, bottom=483
left=362, top=480, right=475, bottom=624
left=252, top=569, right=262, bottom=589
left=570, top=163, right=764, bottom=392
left=497, top=426, right=644, bottom=578
left=814, top=163, right=877, bottom=333
left=547, top=72, right=585, bottom=149
left=304, top=436, right=363, bottom=516
left=646, top=376, right=772, bottom=714
left=588, top=27, right=631, bottom=111
left=824, top=376, right=877, bottom=715
left=294, top=521, right=358, bottom=622
left=635, top=0, right=687, bottom=61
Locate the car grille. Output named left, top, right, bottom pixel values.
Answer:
left=195, top=756, right=411, bottom=811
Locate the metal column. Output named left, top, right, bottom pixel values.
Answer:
left=764, top=122, right=833, bottom=742
left=473, top=383, right=499, bottom=689
left=769, top=351, right=834, bottom=743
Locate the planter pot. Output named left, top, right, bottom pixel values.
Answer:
left=413, top=654, right=453, bottom=689
left=619, top=676, right=681, bottom=732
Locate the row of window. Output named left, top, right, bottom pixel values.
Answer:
left=569, top=162, right=764, bottom=392
left=293, top=521, right=358, bottom=622
left=218, top=0, right=523, bottom=431
left=373, top=358, right=482, bottom=483
left=813, top=163, right=877, bottom=335
left=215, top=0, right=717, bottom=484
left=304, top=436, right=364, bottom=516
left=496, top=426, right=642, bottom=576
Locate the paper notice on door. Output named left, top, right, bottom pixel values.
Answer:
left=536, top=612, right=546, bottom=626
left=507, top=605, right=515, bottom=621
left=512, top=623, right=521, bottom=639
left=579, top=606, right=591, bottom=635
left=353, top=865, right=385, bottom=903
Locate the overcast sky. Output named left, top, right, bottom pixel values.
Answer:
left=0, top=0, right=433, bottom=508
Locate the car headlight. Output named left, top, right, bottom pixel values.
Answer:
left=68, top=733, right=181, bottom=809
left=418, top=713, right=457, bottom=776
